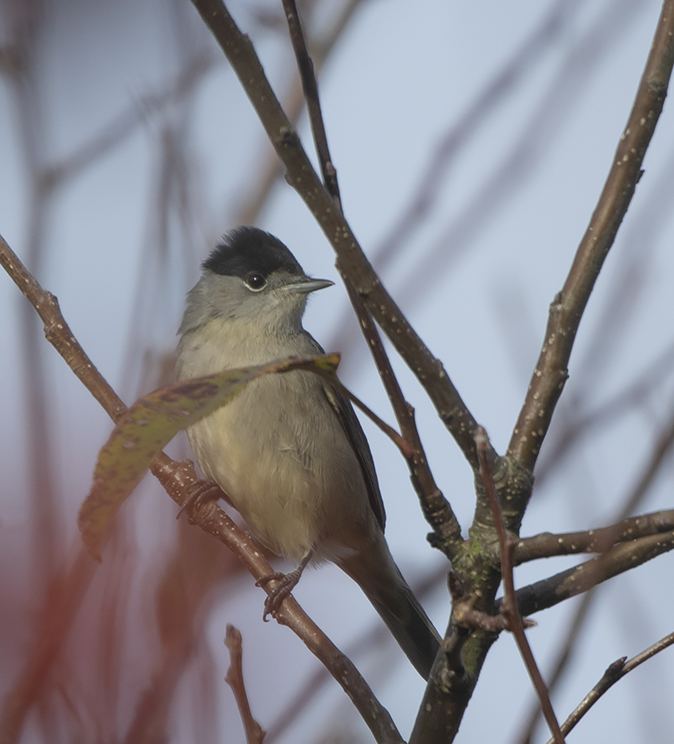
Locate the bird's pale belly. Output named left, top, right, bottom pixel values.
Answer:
left=186, top=372, right=371, bottom=564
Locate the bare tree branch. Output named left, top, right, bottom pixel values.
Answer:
left=236, top=0, right=364, bottom=225
left=265, top=564, right=446, bottom=743
left=536, top=341, right=674, bottom=486
left=0, top=233, right=127, bottom=420
left=0, top=548, right=96, bottom=744
left=546, top=632, right=674, bottom=743
left=510, top=530, right=674, bottom=617
left=369, top=0, right=582, bottom=277
left=515, top=509, right=674, bottom=564
left=508, top=0, right=674, bottom=471
left=225, top=625, right=265, bottom=744
left=281, top=0, right=341, bottom=209
left=342, top=277, right=462, bottom=556
left=515, top=397, right=674, bottom=742
left=214, top=0, right=462, bottom=552
left=43, top=49, right=217, bottom=189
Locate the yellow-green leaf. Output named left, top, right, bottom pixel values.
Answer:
left=78, top=353, right=340, bottom=560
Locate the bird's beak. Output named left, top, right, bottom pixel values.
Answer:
left=286, top=278, right=334, bottom=294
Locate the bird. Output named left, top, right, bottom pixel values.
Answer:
left=175, top=226, right=440, bottom=679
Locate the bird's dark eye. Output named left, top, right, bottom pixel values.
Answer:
left=244, top=273, right=266, bottom=291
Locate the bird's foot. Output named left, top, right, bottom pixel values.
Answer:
left=176, top=480, right=222, bottom=523
left=255, top=550, right=314, bottom=620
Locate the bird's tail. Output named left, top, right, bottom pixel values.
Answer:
left=337, top=539, right=441, bottom=680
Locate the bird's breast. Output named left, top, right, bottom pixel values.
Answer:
left=176, top=325, right=372, bottom=563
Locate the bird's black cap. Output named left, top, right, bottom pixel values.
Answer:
left=203, top=227, right=305, bottom=279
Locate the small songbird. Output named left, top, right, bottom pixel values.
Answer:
left=176, top=226, right=440, bottom=678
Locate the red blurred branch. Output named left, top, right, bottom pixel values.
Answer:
left=225, top=626, right=265, bottom=744
left=475, top=428, right=564, bottom=744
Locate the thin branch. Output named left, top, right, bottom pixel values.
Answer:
left=281, top=0, right=341, bottom=209
left=0, top=233, right=127, bottom=421
left=280, top=0, right=461, bottom=553
left=475, top=429, right=564, bottom=744
left=508, top=0, right=674, bottom=471
left=536, top=341, right=674, bottom=485
left=515, top=509, right=674, bottom=564
left=546, top=631, right=674, bottom=743
left=514, top=590, right=595, bottom=744
left=124, top=520, right=236, bottom=744
left=0, top=234, right=403, bottom=744
left=393, top=0, right=643, bottom=317
left=0, top=548, right=96, bottom=744
left=188, top=0, right=481, bottom=469
left=225, top=626, right=265, bottom=744
left=266, top=564, right=446, bottom=743
left=371, top=0, right=580, bottom=274
left=618, top=400, right=674, bottom=518
left=514, top=400, right=674, bottom=742
left=341, top=277, right=463, bottom=557
left=164, top=472, right=403, bottom=743
left=8, top=17, right=63, bottom=586
left=327, top=0, right=597, bottom=358
left=326, top=372, right=413, bottom=458
left=511, top=530, right=674, bottom=617
left=236, top=0, right=364, bottom=225
left=42, top=49, right=217, bottom=189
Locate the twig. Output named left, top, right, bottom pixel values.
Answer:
left=281, top=0, right=341, bottom=209
left=8, top=21, right=63, bottom=588
left=326, top=0, right=588, bottom=357
left=42, top=49, right=216, bottom=188
left=514, top=509, right=674, bottom=564
left=510, top=530, right=674, bottom=617
left=514, top=590, right=595, bottom=744
left=165, top=472, right=403, bottom=743
left=124, top=519, right=237, bottom=744
left=546, top=631, right=674, bottom=743
left=341, top=277, right=463, bottom=557
left=508, top=0, right=674, bottom=471
left=0, top=549, right=96, bottom=744
left=0, top=233, right=127, bottom=421
left=368, top=0, right=580, bottom=275
left=394, top=0, right=643, bottom=316
left=324, top=371, right=413, bottom=458
left=0, top=234, right=403, bottom=744
left=265, top=564, right=446, bottom=743
left=237, top=0, right=364, bottom=225
left=475, top=428, right=564, bottom=744
left=225, top=626, right=265, bottom=744
left=188, top=0, right=480, bottom=469
left=514, top=401, right=674, bottom=741
left=536, top=341, right=674, bottom=486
